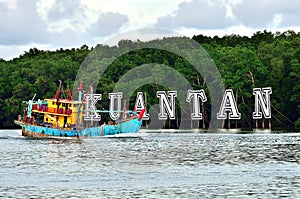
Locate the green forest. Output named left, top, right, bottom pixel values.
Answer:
left=0, top=30, right=299, bottom=129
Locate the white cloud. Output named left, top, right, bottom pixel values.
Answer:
left=232, top=0, right=300, bottom=28
left=81, top=0, right=186, bottom=31
left=1, top=0, right=300, bottom=60
left=0, top=0, right=49, bottom=45
left=155, top=0, right=236, bottom=29
left=272, top=14, right=282, bottom=28
left=88, top=12, right=128, bottom=37
left=45, top=0, right=89, bottom=33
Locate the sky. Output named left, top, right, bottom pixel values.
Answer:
left=1, top=0, right=300, bottom=60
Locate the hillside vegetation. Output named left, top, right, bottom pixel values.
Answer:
left=0, top=30, right=299, bottom=129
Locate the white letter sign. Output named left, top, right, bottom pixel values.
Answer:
left=135, top=92, right=149, bottom=120
left=109, top=92, right=123, bottom=120
left=253, top=87, right=272, bottom=119
left=217, top=89, right=241, bottom=119
left=157, top=91, right=177, bottom=120
left=84, top=94, right=102, bottom=121
left=186, top=89, right=207, bottom=120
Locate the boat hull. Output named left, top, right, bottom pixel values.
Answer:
left=15, top=118, right=143, bottom=138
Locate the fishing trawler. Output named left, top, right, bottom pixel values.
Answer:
left=14, top=81, right=145, bottom=138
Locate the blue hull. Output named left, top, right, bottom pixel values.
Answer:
left=15, top=118, right=143, bottom=138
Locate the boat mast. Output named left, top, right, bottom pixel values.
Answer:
left=56, top=80, right=62, bottom=127
left=89, top=84, right=93, bottom=127
left=76, top=81, right=84, bottom=128
left=122, top=100, right=127, bottom=120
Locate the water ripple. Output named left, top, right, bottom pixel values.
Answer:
left=0, top=130, right=300, bottom=198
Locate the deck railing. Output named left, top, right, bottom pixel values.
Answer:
left=32, top=104, right=72, bottom=115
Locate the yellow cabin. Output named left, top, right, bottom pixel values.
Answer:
left=31, top=90, right=85, bottom=129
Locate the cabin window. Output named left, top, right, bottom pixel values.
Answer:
left=52, top=102, right=55, bottom=105
left=46, top=118, right=48, bottom=122
left=62, top=103, right=65, bottom=107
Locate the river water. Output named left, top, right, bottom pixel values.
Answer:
left=0, top=129, right=299, bottom=198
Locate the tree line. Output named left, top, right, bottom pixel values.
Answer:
left=0, top=30, right=299, bottom=129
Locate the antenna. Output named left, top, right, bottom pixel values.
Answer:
left=31, top=93, right=36, bottom=101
